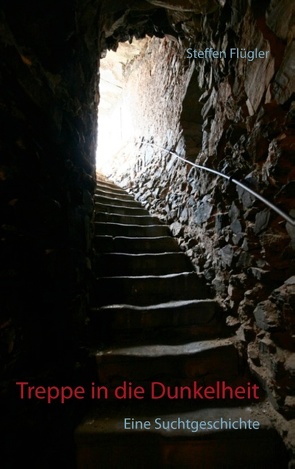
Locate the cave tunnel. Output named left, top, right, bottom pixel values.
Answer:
left=1, top=0, right=295, bottom=467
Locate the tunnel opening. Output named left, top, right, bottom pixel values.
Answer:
left=97, top=49, right=203, bottom=178
left=96, top=33, right=203, bottom=188
left=96, top=37, right=149, bottom=177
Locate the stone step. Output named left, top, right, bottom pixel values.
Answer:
left=94, top=252, right=193, bottom=276
left=95, top=186, right=134, bottom=199
left=95, top=212, right=161, bottom=226
left=89, top=299, right=228, bottom=345
left=95, top=202, right=149, bottom=216
left=94, top=272, right=210, bottom=306
left=75, top=404, right=286, bottom=469
left=96, top=178, right=125, bottom=188
left=94, top=222, right=171, bottom=237
left=80, top=177, right=286, bottom=469
left=95, top=193, right=143, bottom=207
left=96, top=178, right=121, bottom=190
left=93, top=236, right=181, bottom=253
left=91, top=299, right=219, bottom=331
left=95, top=178, right=132, bottom=190
left=95, top=339, right=239, bottom=387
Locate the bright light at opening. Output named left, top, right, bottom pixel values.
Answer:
left=96, top=39, right=147, bottom=176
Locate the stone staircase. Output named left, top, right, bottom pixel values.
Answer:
left=75, top=175, right=288, bottom=468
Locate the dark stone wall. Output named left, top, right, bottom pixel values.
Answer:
left=0, top=0, right=185, bottom=390
left=0, top=0, right=99, bottom=372
left=0, top=1, right=100, bottom=464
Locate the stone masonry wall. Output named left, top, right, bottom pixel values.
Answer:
left=112, top=0, right=295, bottom=424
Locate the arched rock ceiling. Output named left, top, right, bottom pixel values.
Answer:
left=146, top=0, right=220, bottom=13
left=101, top=0, right=221, bottom=51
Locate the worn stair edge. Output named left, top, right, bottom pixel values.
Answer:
left=90, top=299, right=220, bottom=328
left=96, top=179, right=122, bottom=188
left=95, top=188, right=132, bottom=199
left=96, top=337, right=236, bottom=358
left=95, top=202, right=149, bottom=216
left=93, top=236, right=181, bottom=253
left=95, top=194, right=144, bottom=207
left=94, top=252, right=194, bottom=276
left=96, top=179, right=126, bottom=189
left=95, top=212, right=162, bottom=226
left=94, top=272, right=211, bottom=306
left=95, top=186, right=135, bottom=199
left=95, top=339, right=240, bottom=386
left=91, top=327, right=231, bottom=348
left=94, top=222, right=171, bottom=237
left=88, top=299, right=229, bottom=345
left=95, top=182, right=133, bottom=192
left=96, top=177, right=124, bottom=188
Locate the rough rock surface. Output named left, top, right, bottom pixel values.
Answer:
left=108, top=0, right=295, bottom=430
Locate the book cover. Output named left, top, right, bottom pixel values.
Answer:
left=1, top=1, right=294, bottom=468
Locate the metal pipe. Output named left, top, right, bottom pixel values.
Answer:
left=143, top=141, right=295, bottom=226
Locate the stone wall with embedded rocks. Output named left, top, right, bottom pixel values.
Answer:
left=111, top=0, right=295, bottom=427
